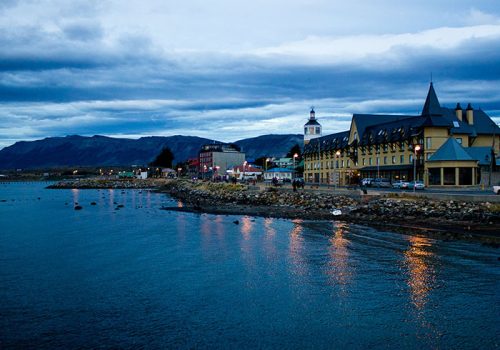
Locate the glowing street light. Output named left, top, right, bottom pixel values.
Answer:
left=334, top=150, right=341, bottom=189
left=293, top=153, right=298, bottom=179
left=413, top=144, right=421, bottom=192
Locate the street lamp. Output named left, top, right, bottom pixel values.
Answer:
left=265, top=158, right=271, bottom=171
left=203, top=165, right=207, bottom=180
left=293, top=153, right=298, bottom=179
left=332, top=150, right=341, bottom=189
left=413, top=144, right=421, bottom=192
left=376, top=149, right=380, bottom=179
left=177, top=167, right=182, bottom=178
left=243, top=161, right=247, bottom=181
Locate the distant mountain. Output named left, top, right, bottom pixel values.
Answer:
left=0, top=134, right=303, bottom=169
left=235, top=134, right=303, bottom=160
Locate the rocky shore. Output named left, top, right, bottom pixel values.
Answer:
left=47, top=178, right=500, bottom=243
left=160, top=180, right=500, bottom=244
left=47, top=178, right=169, bottom=189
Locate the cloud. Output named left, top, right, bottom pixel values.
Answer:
left=0, top=1, right=500, bottom=149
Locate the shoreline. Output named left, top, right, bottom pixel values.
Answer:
left=44, top=178, right=500, bottom=245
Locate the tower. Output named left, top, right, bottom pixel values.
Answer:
left=304, top=107, right=322, bottom=145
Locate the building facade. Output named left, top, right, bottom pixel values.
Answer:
left=303, top=83, right=499, bottom=187
left=198, top=143, right=245, bottom=178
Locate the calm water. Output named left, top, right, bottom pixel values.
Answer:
left=0, top=182, right=498, bottom=349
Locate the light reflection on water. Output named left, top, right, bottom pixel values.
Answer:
left=0, top=183, right=498, bottom=349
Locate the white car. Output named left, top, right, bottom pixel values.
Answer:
left=494, top=185, right=500, bottom=195
left=408, top=181, right=425, bottom=190
left=392, top=180, right=409, bottom=189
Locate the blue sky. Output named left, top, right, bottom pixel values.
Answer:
left=1, top=0, right=500, bottom=149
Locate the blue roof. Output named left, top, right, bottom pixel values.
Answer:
left=266, top=167, right=293, bottom=173
left=465, top=147, right=493, bottom=165
left=428, top=138, right=475, bottom=162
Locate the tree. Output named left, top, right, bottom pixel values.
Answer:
left=150, top=147, right=174, bottom=168
left=286, top=144, right=302, bottom=160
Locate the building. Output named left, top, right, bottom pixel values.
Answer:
left=264, top=168, right=293, bottom=182
left=232, top=164, right=263, bottom=180
left=199, top=143, right=245, bottom=178
left=304, top=108, right=322, bottom=145
left=303, top=83, right=500, bottom=187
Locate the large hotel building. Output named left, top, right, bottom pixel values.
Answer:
left=303, top=83, right=499, bottom=187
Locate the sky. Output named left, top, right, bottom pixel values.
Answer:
left=1, top=0, right=500, bottom=149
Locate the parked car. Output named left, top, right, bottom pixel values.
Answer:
left=392, top=180, right=409, bottom=189
left=493, top=185, right=500, bottom=195
left=361, top=178, right=374, bottom=187
left=372, top=178, right=391, bottom=188
left=407, top=180, right=425, bottom=190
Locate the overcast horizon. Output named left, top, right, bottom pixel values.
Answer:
left=1, top=0, right=500, bottom=150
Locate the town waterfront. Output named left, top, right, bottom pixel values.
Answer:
left=0, top=182, right=498, bottom=349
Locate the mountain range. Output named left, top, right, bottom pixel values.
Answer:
left=0, top=134, right=303, bottom=169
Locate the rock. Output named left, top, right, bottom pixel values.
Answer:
left=74, top=205, right=83, bottom=210
left=233, top=220, right=239, bottom=225
left=90, top=202, right=97, bottom=205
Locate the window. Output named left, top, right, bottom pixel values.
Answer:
left=347, top=160, right=350, bottom=167
left=400, top=155, right=404, bottom=164
left=456, top=138, right=462, bottom=144
left=304, top=127, right=308, bottom=134
left=362, top=158, right=366, bottom=166
left=341, top=160, right=344, bottom=168
left=384, top=156, right=387, bottom=164
left=426, top=137, right=432, bottom=149
left=383, top=144, right=388, bottom=152
left=315, top=127, right=321, bottom=134
left=453, top=121, right=460, bottom=128
left=369, top=158, right=372, bottom=165
left=392, top=156, right=396, bottom=164
left=353, top=132, right=358, bottom=140
left=409, top=154, right=413, bottom=162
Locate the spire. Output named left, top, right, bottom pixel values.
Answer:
left=421, top=82, right=442, bottom=117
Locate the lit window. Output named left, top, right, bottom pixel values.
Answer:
left=362, top=158, right=366, bottom=165
left=316, top=127, right=321, bottom=134
left=384, top=156, right=387, bottom=164
left=369, top=158, right=372, bottom=165
left=426, top=137, right=432, bottom=149
left=347, top=160, right=350, bottom=167
left=392, top=156, right=396, bottom=164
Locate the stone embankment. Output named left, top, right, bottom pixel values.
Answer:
left=161, top=181, right=500, bottom=242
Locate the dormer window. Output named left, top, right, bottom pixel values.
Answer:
left=453, top=121, right=459, bottom=128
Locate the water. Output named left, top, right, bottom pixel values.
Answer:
left=0, top=182, right=498, bottom=349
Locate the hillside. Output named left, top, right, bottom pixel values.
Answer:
left=0, top=134, right=303, bottom=169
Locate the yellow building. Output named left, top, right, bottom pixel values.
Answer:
left=303, top=83, right=500, bottom=187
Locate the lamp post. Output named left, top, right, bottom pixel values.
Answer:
left=177, top=167, right=182, bottom=179
left=413, top=144, right=421, bottom=192
left=203, top=165, right=207, bottom=180
left=317, top=140, right=321, bottom=184
left=265, top=158, right=270, bottom=171
left=334, top=150, right=341, bottom=189
left=293, top=153, right=298, bottom=179
left=376, top=150, right=380, bottom=179
left=243, top=161, right=247, bottom=181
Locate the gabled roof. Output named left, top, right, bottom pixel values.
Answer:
left=421, top=82, right=442, bottom=117
left=352, top=114, right=416, bottom=140
left=303, top=131, right=349, bottom=154
left=428, top=138, right=475, bottom=162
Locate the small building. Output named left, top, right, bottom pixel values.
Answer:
left=232, top=165, right=263, bottom=180
left=264, top=168, right=293, bottom=181
left=199, top=143, right=245, bottom=178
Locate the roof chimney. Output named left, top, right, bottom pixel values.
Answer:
left=466, top=103, right=473, bottom=125
left=455, top=103, right=463, bottom=122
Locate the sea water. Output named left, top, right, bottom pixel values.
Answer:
left=0, top=182, right=498, bottom=349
